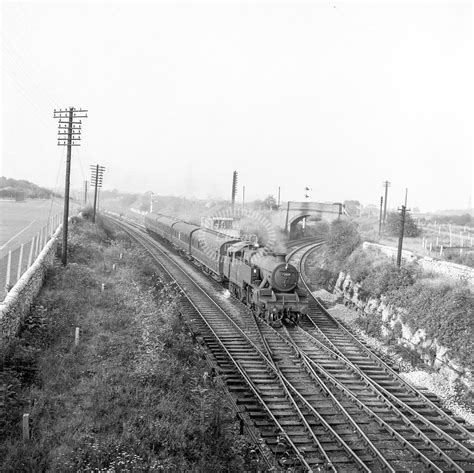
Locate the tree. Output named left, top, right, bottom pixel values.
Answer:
left=327, top=220, right=361, bottom=265
left=262, top=195, right=278, bottom=210
left=386, top=211, right=420, bottom=237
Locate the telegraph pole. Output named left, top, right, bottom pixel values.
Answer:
left=382, top=180, right=391, bottom=225
left=242, top=185, right=245, bottom=209
left=396, top=189, right=410, bottom=268
left=84, top=180, right=88, bottom=205
left=231, top=171, right=238, bottom=216
left=378, top=196, right=383, bottom=236
left=90, top=165, right=105, bottom=223
left=54, top=107, right=88, bottom=266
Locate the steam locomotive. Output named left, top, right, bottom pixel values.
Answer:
left=144, top=213, right=308, bottom=325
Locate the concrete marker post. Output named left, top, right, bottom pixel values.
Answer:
left=440, top=245, right=443, bottom=256
left=119, top=253, right=123, bottom=260
left=112, top=264, right=116, bottom=270
left=22, top=413, right=30, bottom=440
left=17, top=243, right=25, bottom=281
left=74, top=327, right=80, bottom=346
left=101, top=283, right=105, bottom=292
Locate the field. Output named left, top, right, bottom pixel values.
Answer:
left=0, top=199, right=80, bottom=298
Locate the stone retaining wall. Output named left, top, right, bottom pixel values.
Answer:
left=0, top=227, right=61, bottom=345
left=334, top=272, right=471, bottom=388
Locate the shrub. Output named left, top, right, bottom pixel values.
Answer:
left=360, top=262, right=416, bottom=297
left=326, top=220, right=361, bottom=269
left=385, top=211, right=420, bottom=237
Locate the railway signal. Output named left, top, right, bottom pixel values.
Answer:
left=90, top=164, right=106, bottom=223
left=53, top=107, right=88, bottom=266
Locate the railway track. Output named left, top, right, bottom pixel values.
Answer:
left=283, top=241, right=474, bottom=471
left=107, top=216, right=474, bottom=471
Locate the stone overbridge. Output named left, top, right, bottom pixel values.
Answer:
left=269, top=201, right=347, bottom=235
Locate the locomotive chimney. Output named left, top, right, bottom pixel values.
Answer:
left=273, top=252, right=287, bottom=262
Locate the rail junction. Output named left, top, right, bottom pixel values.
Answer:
left=106, top=215, right=474, bottom=472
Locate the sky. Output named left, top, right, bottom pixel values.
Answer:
left=1, top=0, right=473, bottom=213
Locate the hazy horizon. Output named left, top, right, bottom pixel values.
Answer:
left=2, top=1, right=473, bottom=213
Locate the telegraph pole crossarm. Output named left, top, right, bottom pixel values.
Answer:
left=53, top=107, right=87, bottom=266
left=90, top=165, right=106, bottom=223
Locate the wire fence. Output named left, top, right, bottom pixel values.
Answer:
left=0, top=213, right=62, bottom=300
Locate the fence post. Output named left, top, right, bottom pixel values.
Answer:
left=17, top=243, right=25, bottom=281
left=43, top=224, right=48, bottom=247
left=35, top=230, right=40, bottom=257
left=5, top=250, right=12, bottom=291
left=27, top=236, right=35, bottom=268
left=39, top=227, right=44, bottom=253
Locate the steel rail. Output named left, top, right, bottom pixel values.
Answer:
left=247, top=309, right=369, bottom=472
left=110, top=217, right=472, bottom=470
left=107, top=217, right=312, bottom=470
left=296, top=321, right=473, bottom=464
left=293, top=325, right=469, bottom=472
left=270, top=323, right=446, bottom=472
left=112, top=218, right=381, bottom=470
left=298, top=243, right=474, bottom=441
left=295, top=243, right=473, bottom=470
left=278, top=326, right=396, bottom=473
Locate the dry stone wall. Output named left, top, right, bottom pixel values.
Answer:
left=0, top=227, right=61, bottom=344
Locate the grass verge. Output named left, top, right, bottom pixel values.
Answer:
left=1, top=216, right=255, bottom=471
